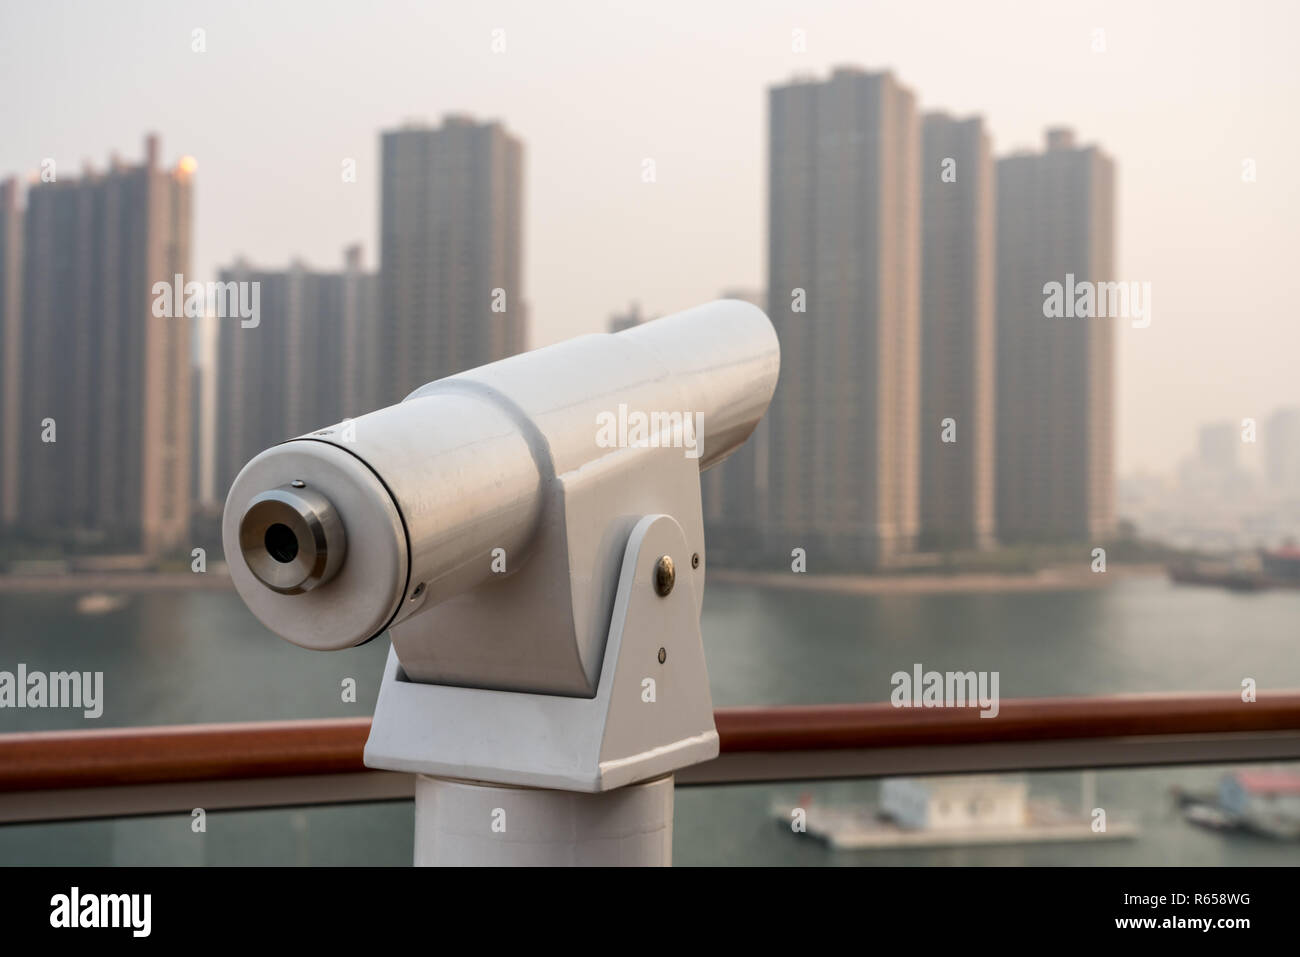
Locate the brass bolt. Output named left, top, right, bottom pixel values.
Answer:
left=653, top=555, right=675, bottom=597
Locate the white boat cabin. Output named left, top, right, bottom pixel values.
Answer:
left=880, top=776, right=1027, bottom=831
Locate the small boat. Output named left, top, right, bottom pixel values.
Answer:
left=1181, top=802, right=1235, bottom=832
left=1170, top=544, right=1300, bottom=592
left=1175, top=769, right=1300, bottom=839
left=1167, top=558, right=1267, bottom=591
left=1259, top=545, right=1300, bottom=589
left=75, top=592, right=127, bottom=615
left=774, top=775, right=1137, bottom=850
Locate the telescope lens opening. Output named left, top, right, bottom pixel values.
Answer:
left=238, top=484, right=346, bottom=595
left=264, top=523, right=299, bottom=564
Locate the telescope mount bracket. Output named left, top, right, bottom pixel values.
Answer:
left=364, top=448, right=720, bottom=792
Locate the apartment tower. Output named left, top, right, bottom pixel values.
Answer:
left=213, top=250, right=378, bottom=495
left=919, top=113, right=996, bottom=550
left=0, top=178, right=22, bottom=528
left=378, top=116, right=525, bottom=405
left=18, top=136, right=193, bottom=553
left=995, top=128, right=1116, bottom=543
left=766, top=68, right=921, bottom=566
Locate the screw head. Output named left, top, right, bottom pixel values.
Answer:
left=653, top=555, right=675, bottom=597
left=691, top=552, right=700, bottom=569
left=657, top=647, right=667, bottom=664
left=290, top=479, right=306, bottom=489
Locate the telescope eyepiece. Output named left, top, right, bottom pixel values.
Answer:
left=238, top=483, right=346, bottom=594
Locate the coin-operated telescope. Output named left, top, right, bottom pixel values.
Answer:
left=224, top=299, right=780, bottom=865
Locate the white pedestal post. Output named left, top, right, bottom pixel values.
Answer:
left=413, top=774, right=675, bottom=866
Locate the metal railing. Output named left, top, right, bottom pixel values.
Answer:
left=2, top=690, right=1299, bottom=824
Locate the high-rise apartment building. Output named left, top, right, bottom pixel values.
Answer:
left=213, top=249, right=377, bottom=495
left=919, top=113, right=996, bottom=550
left=766, top=68, right=921, bottom=566
left=1265, top=407, right=1300, bottom=491
left=378, top=116, right=525, bottom=405
left=339, top=244, right=379, bottom=419
left=995, top=128, right=1116, bottom=543
left=16, top=136, right=193, bottom=553
left=700, top=289, right=770, bottom=560
left=608, top=302, right=648, bottom=334
left=0, top=178, right=22, bottom=529
left=1198, top=421, right=1239, bottom=473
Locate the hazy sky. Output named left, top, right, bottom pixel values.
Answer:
left=2, top=0, right=1296, bottom=476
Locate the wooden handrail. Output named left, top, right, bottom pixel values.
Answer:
left=2, top=691, right=1298, bottom=793
left=714, top=691, right=1300, bottom=751
left=0, top=718, right=373, bottom=793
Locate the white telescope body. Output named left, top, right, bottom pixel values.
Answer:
left=223, top=299, right=780, bottom=700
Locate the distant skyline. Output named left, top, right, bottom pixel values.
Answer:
left=1, top=0, right=1296, bottom=475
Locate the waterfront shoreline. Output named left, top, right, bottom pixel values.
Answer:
left=0, top=565, right=1170, bottom=595
left=0, top=571, right=235, bottom=592
left=708, top=564, right=1164, bottom=595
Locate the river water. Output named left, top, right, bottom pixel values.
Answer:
left=1, top=576, right=1297, bottom=865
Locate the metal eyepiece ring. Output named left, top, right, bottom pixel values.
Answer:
left=238, top=483, right=346, bottom=594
